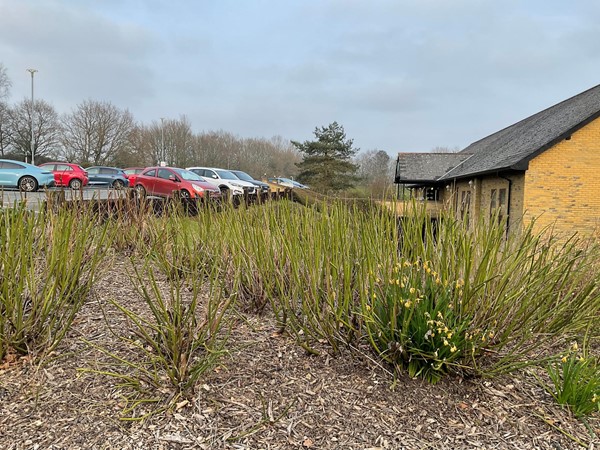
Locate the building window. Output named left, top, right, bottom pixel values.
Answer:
left=498, top=188, right=507, bottom=223
left=460, top=190, right=471, bottom=226
left=490, top=189, right=497, bottom=211
left=498, top=188, right=507, bottom=207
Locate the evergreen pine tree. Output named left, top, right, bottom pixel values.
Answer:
left=292, top=122, right=359, bottom=193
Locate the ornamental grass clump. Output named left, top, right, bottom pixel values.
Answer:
left=0, top=205, right=112, bottom=362
left=228, top=200, right=397, bottom=354
left=84, top=211, right=232, bottom=420
left=363, top=259, right=472, bottom=383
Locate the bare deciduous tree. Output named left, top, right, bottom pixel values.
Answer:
left=61, top=99, right=134, bottom=165
left=0, top=102, right=11, bottom=157
left=192, top=131, right=300, bottom=179
left=0, top=64, right=10, bottom=101
left=355, top=149, right=394, bottom=198
left=8, top=99, right=61, bottom=161
left=112, top=123, right=154, bottom=168
left=430, top=145, right=461, bottom=153
left=165, top=116, right=194, bottom=167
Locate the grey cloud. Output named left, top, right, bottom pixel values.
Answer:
left=0, top=1, right=158, bottom=110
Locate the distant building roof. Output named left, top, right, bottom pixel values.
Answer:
left=395, top=153, right=471, bottom=183
left=440, top=83, right=600, bottom=180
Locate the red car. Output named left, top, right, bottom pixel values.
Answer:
left=123, top=167, right=145, bottom=187
left=38, top=162, right=89, bottom=189
left=134, top=166, right=221, bottom=200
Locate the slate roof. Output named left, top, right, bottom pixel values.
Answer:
left=439, top=83, right=600, bottom=180
left=395, top=153, right=471, bottom=183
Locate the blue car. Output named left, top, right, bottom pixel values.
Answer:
left=85, top=166, right=130, bottom=188
left=0, top=159, right=55, bottom=192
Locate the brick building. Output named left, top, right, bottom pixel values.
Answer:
left=395, top=84, right=600, bottom=236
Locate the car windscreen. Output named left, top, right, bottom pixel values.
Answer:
left=215, top=169, right=238, bottom=180
left=174, top=169, right=205, bottom=181
left=232, top=171, right=254, bottom=182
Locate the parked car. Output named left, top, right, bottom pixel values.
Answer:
left=134, top=166, right=221, bottom=200
left=38, top=162, right=89, bottom=189
left=0, top=159, right=55, bottom=192
left=186, top=167, right=256, bottom=198
left=229, top=170, right=271, bottom=198
left=291, top=180, right=310, bottom=189
left=85, top=166, right=130, bottom=188
left=123, top=167, right=145, bottom=188
left=268, top=177, right=309, bottom=189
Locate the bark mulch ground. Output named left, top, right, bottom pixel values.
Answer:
left=0, top=260, right=598, bottom=449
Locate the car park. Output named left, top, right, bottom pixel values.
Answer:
left=39, top=162, right=89, bottom=190
left=123, top=167, right=145, bottom=188
left=0, top=159, right=55, bottom=192
left=134, top=166, right=221, bottom=201
left=85, top=166, right=130, bottom=188
left=186, top=167, right=256, bottom=198
left=229, top=170, right=271, bottom=199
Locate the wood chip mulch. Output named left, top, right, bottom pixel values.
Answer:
left=0, top=259, right=598, bottom=449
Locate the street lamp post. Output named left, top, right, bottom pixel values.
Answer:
left=27, top=69, right=38, bottom=165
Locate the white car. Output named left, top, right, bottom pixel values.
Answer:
left=186, top=167, right=257, bottom=198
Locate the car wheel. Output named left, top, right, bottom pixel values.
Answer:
left=112, top=179, right=125, bottom=189
left=220, top=186, right=231, bottom=201
left=19, top=176, right=38, bottom=192
left=180, top=189, right=191, bottom=199
left=69, top=178, right=82, bottom=190
left=135, top=184, right=146, bottom=198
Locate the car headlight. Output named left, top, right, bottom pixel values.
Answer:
left=192, top=184, right=204, bottom=192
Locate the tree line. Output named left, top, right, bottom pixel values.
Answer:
left=0, top=64, right=394, bottom=196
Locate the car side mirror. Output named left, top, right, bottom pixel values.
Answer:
left=169, top=175, right=178, bottom=182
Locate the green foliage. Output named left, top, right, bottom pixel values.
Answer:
left=13, top=192, right=590, bottom=398
left=363, top=260, right=471, bottom=383
left=209, top=199, right=600, bottom=382
left=396, top=203, right=600, bottom=376
left=293, top=122, right=359, bottom=193
left=0, top=205, right=112, bottom=361
left=83, top=209, right=232, bottom=419
left=545, top=341, right=600, bottom=417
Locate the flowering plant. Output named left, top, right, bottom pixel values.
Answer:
left=546, top=341, right=600, bottom=417
left=363, top=259, right=473, bottom=383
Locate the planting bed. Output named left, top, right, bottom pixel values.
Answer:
left=1, top=259, right=598, bottom=450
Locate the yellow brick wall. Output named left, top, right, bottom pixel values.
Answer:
left=439, top=175, right=525, bottom=231
left=524, top=116, right=600, bottom=236
left=480, top=174, right=525, bottom=229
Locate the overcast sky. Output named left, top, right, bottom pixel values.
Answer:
left=1, top=0, right=599, bottom=155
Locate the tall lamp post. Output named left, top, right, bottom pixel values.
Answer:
left=27, top=69, right=38, bottom=165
